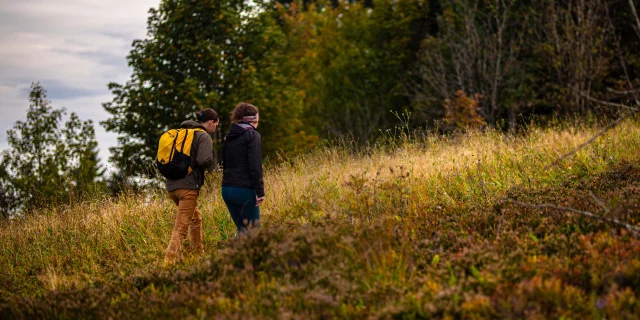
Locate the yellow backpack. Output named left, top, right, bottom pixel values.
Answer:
left=156, top=128, right=206, bottom=180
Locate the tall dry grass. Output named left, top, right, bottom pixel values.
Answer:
left=1, top=117, right=639, bottom=298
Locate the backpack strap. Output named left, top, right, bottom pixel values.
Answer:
left=168, top=129, right=180, bottom=161
left=179, top=129, right=189, bottom=153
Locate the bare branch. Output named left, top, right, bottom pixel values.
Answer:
left=510, top=199, right=640, bottom=236
left=629, top=0, right=640, bottom=39
left=606, top=88, right=640, bottom=95
left=543, top=111, right=637, bottom=171
left=589, top=191, right=610, bottom=214
left=579, top=91, right=640, bottom=112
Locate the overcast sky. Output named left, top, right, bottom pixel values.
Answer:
left=0, top=0, right=159, bottom=172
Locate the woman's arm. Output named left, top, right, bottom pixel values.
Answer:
left=247, top=131, right=264, bottom=198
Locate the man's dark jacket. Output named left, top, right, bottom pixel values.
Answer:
left=165, top=120, right=214, bottom=192
left=222, top=122, right=264, bottom=197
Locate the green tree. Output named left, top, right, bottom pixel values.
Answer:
left=230, top=1, right=320, bottom=156
left=0, top=82, right=103, bottom=215
left=102, top=0, right=268, bottom=176
left=0, top=163, right=17, bottom=219
left=283, top=0, right=430, bottom=142
left=103, top=0, right=434, bottom=176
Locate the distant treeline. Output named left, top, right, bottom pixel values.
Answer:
left=98, top=0, right=639, bottom=175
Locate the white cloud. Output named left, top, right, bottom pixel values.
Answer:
left=0, top=0, right=160, bottom=171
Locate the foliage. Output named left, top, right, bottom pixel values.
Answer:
left=0, top=164, right=17, bottom=219
left=102, top=0, right=638, bottom=177
left=3, top=160, right=640, bottom=318
left=411, top=0, right=637, bottom=128
left=1, top=118, right=639, bottom=318
left=102, top=0, right=431, bottom=177
left=0, top=83, right=104, bottom=216
left=102, top=0, right=254, bottom=176
left=411, top=0, right=531, bottom=126
left=102, top=0, right=320, bottom=176
left=283, top=0, right=430, bottom=142
left=227, top=1, right=320, bottom=156
left=443, top=90, right=486, bottom=130
left=532, top=0, right=614, bottom=114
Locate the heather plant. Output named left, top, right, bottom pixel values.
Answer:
left=1, top=118, right=640, bottom=318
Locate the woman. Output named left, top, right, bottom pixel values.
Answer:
left=164, top=108, right=219, bottom=264
left=221, top=102, right=265, bottom=236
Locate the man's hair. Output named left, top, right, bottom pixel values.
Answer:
left=231, top=102, right=259, bottom=123
left=195, top=108, right=218, bottom=123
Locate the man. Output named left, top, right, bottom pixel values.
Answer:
left=164, top=108, right=219, bottom=264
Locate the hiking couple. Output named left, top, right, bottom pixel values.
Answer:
left=161, top=103, right=264, bottom=264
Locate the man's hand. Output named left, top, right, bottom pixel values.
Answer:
left=256, top=195, right=265, bottom=207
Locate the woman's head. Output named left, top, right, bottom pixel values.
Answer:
left=195, top=108, right=219, bottom=134
left=231, top=102, right=259, bottom=127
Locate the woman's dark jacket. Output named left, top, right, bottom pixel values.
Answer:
left=222, top=122, right=264, bottom=197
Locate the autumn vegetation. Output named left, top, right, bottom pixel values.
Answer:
left=2, top=0, right=640, bottom=318
left=1, top=116, right=640, bottom=318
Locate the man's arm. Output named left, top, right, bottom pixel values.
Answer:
left=195, top=132, right=214, bottom=169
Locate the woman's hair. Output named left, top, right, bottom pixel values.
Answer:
left=231, top=102, right=259, bottom=123
left=195, top=108, right=219, bottom=123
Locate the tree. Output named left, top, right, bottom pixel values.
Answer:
left=0, top=163, right=17, bottom=219
left=0, top=82, right=103, bottom=215
left=229, top=2, right=320, bottom=156
left=103, top=0, right=288, bottom=177
left=284, top=0, right=430, bottom=142
left=533, top=0, right=614, bottom=115
left=410, top=0, right=531, bottom=127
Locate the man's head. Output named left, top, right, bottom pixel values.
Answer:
left=195, top=108, right=219, bottom=134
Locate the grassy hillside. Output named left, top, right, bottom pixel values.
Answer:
left=1, top=118, right=640, bottom=318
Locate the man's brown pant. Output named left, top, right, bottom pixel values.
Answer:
left=164, top=189, right=204, bottom=264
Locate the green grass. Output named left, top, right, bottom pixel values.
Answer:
left=1, top=117, right=640, bottom=318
